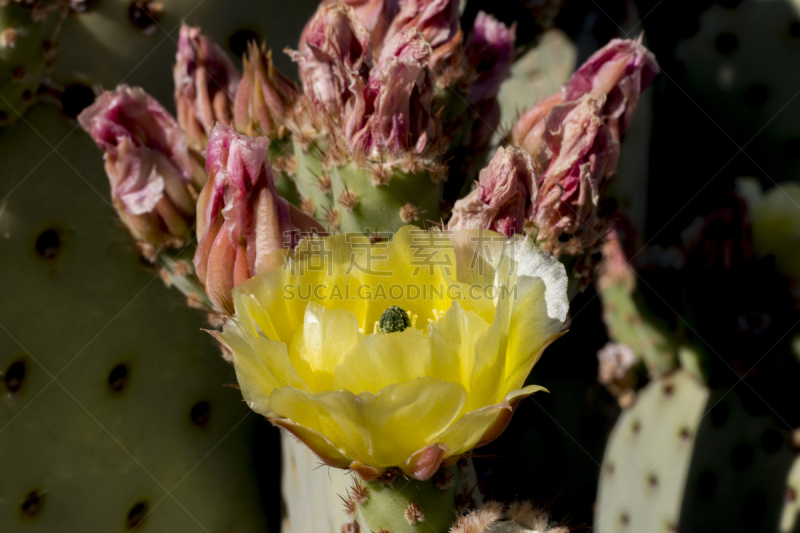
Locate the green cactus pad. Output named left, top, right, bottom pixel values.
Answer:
left=595, top=370, right=708, bottom=533
left=0, top=2, right=62, bottom=126
left=51, top=0, right=320, bottom=109
left=600, top=282, right=679, bottom=378
left=0, top=104, right=273, bottom=532
left=679, top=385, right=796, bottom=532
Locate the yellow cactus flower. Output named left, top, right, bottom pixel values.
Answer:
left=217, top=226, right=568, bottom=481
left=738, top=178, right=800, bottom=279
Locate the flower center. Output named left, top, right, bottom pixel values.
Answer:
left=378, top=305, right=411, bottom=334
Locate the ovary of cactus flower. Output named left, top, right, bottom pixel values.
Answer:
left=464, top=11, right=515, bottom=103
left=194, top=125, right=324, bottom=314
left=562, top=35, right=658, bottom=140
left=383, top=0, right=461, bottom=72
left=217, top=226, right=568, bottom=481
left=78, top=85, right=206, bottom=258
left=448, top=146, right=538, bottom=237
left=234, top=41, right=298, bottom=138
left=174, top=24, right=241, bottom=148
left=290, top=2, right=372, bottom=115
left=534, top=94, right=619, bottom=255
left=510, top=93, right=563, bottom=170
left=346, top=28, right=440, bottom=160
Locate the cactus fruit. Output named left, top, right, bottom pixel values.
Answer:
left=0, top=104, right=273, bottom=531
left=0, top=0, right=64, bottom=125
left=293, top=142, right=444, bottom=232
left=350, top=460, right=481, bottom=533
left=595, top=371, right=709, bottom=533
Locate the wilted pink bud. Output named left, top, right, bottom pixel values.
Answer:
left=447, top=146, right=538, bottom=237
left=509, top=92, right=563, bottom=167
left=562, top=36, right=658, bottom=140
left=174, top=24, right=241, bottom=147
left=302, top=0, right=400, bottom=49
left=511, top=37, right=657, bottom=163
left=346, top=28, right=440, bottom=159
left=290, top=2, right=372, bottom=114
left=78, top=85, right=206, bottom=258
left=194, top=125, right=324, bottom=313
left=464, top=11, right=515, bottom=103
left=534, top=94, right=619, bottom=254
left=383, top=0, right=461, bottom=71
left=234, top=42, right=298, bottom=138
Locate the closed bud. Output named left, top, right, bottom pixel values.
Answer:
left=194, top=125, right=324, bottom=313
left=464, top=11, right=515, bottom=103
left=448, top=146, right=538, bottom=237
left=291, top=2, right=372, bottom=115
left=303, top=0, right=400, bottom=49
left=234, top=42, right=298, bottom=138
left=174, top=24, right=241, bottom=147
left=78, top=85, right=206, bottom=258
left=561, top=36, right=658, bottom=139
left=346, top=28, right=440, bottom=159
left=511, top=37, right=657, bottom=165
left=383, top=0, right=461, bottom=72
left=509, top=92, right=563, bottom=168
left=534, top=94, right=618, bottom=255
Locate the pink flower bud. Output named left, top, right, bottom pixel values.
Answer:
left=194, top=125, right=324, bottom=313
left=464, top=11, right=515, bottom=103
left=534, top=94, right=619, bottom=254
left=511, top=37, right=657, bottom=164
left=174, top=24, right=241, bottom=147
left=234, top=42, right=298, bottom=138
left=302, top=0, right=401, bottom=49
left=383, top=0, right=461, bottom=71
left=78, top=85, right=206, bottom=256
left=290, top=3, right=372, bottom=114
left=510, top=92, right=563, bottom=166
left=562, top=36, right=658, bottom=139
left=447, top=146, right=538, bottom=237
left=346, top=28, right=440, bottom=158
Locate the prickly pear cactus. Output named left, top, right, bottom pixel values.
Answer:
left=600, top=281, right=679, bottom=378
left=678, top=385, right=796, bottom=533
left=280, top=431, right=352, bottom=533
left=44, top=0, right=319, bottom=119
left=0, top=1, right=63, bottom=125
left=595, top=371, right=708, bottom=533
left=293, top=140, right=444, bottom=233
left=0, top=104, right=274, bottom=531
left=353, top=461, right=479, bottom=533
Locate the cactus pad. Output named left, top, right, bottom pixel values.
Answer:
left=0, top=104, right=273, bottom=532
left=595, top=370, right=708, bottom=533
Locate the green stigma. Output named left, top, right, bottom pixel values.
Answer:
left=378, top=305, right=411, bottom=334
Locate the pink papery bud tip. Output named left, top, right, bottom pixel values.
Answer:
left=174, top=24, right=241, bottom=146
left=448, top=146, right=538, bottom=237
left=78, top=85, right=206, bottom=256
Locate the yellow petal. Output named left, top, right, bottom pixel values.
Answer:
left=269, top=377, right=466, bottom=469
left=333, top=327, right=432, bottom=394
left=219, top=325, right=309, bottom=416
left=288, top=303, right=361, bottom=391
left=426, top=301, right=493, bottom=409
left=438, top=384, right=547, bottom=456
